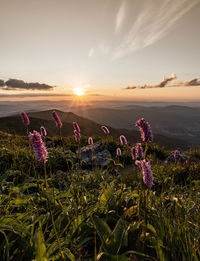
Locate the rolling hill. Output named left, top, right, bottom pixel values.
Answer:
left=0, top=109, right=191, bottom=149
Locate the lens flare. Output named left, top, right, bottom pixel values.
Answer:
left=73, top=87, right=85, bottom=96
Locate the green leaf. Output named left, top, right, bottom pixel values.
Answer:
left=147, top=224, right=157, bottom=234
left=111, top=218, right=126, bottom=253
left=33, top=226, right=47, bottom=261
left=93, top=216, right=112, bottom=251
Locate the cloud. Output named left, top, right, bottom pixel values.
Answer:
left=0, top=79, right=5, bottom=86
left=113, top=0, right=198, bottom=59
left=88, top=48, right=95, bottom=57
left=125, top=74, right=200, bottom=90
left=155, top=74, right=177, bottom=87
left=0, top=78, right=54, bottom=91
left=171, top=78, right=200, bottom=87
left=88, top=43, right=110, bottom=57
left=186, top=79, right=200, bottom=86
left=126, top=86, right=137, bottom=90
left=115, top=1, right=127, bottom=33
left=0, top=93, right=71, bottom=97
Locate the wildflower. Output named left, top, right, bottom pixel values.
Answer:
left=21, top=112, right=30, bottom=126
left=74, top=130, right=81, bottom=142
left=135, top=160, right=141, bottom=167
left=131, top=146, right=136, bottom=160
left=52, top=111, right=62, bottom=128
left=101, top=125, right=110, bottom=134
left=40, top=126, right=47, bottom=137
left=136, top=143, right=143, bottom=159
left=140, top=160, right=154, bottom=188
left=73, top=122, right=80, bottom=133
left=120, top=135, right=127, bottom=145
left=88, top=137, right=93, bottom=145
left=136, top=118, right=153, bottom=142
left=116, top=147, right=121, bottom=156
left=29, top=130, right=48, bottom=163
left=173, top=150, right=179, bottom=160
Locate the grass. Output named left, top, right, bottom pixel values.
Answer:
left=0, top=132, right=199, bottom=260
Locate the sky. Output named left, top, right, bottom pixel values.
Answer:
left=0, top=0, right=200, bottom=101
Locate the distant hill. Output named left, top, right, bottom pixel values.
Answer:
left=72, top=106, right=200, bottom=144
left=0, top=109, right=191, bottom=149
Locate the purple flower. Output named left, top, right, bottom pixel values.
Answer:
left=101, top=125, right=110, bottom=135
left=73, top=122, right=80, bottom=133
left=173, top=150, right=179, bottom=160
left=52, top=111, right=62, bottom=128
left=136, top=143, right=143, bottom=159
left=116, top=148, right=121, bottom=156
left=120, top=135, right=127, bottom=145
left=29, top=131, right=48, bottom=163
left=74, top=130, right=81, bottom=142
left=40, top=126, right=47, bottom=137
left=139, top=160, right=154, bottom=188
left=21, top=112, right=30, bottom=126
left=131, top=146, right=136, bottom=160
left=136, top=118, right=153, bottom=143
left=135, top=160, right=141, bottom=167
left=88, top=137, right=93, bottom=145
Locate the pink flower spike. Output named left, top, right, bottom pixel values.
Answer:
left=21, top=112, right=30, bottom=126
left=73, top=122, right=80, bottom=133
left=88, top=137, right=93, bottom=145
left=101, top=125, right=110, bottom=135
left=116, top=148, right=121, bottom=156
left=120, top=135, right=127, bottom=145
left=40, top=126, right=47, bottom=137
left=52, top=111, right=62, bottom=128
left=29, top=130, right=48, bottom=163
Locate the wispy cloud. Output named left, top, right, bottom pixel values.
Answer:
left=115, top=1, right=127, bottom=33
left=113, top=0, right=198, bottom=58
left=88, top=43, right=110, bottom=58
left=88, top=48, right=95, bottom=57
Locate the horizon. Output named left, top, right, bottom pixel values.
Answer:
left=0, top=0, right=200, bottom=101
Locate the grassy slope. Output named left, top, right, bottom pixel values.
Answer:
left=0, top=132, right=199, bottom=260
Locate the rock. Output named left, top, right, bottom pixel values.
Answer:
left=165, top=153, right=188, bottom=164
left=165, top=154, right=175, bottom=163
left=45, top=140, right=53, bottom=148
left=77, top=143, right=111, bottom=167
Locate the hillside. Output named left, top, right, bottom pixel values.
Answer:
left=0, top=109, right=191, bottom=149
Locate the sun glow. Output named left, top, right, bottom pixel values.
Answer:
left=73, top=87, right=85, bottom=96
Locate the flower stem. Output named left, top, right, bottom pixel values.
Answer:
left=43, top=163, right=64, bottom=259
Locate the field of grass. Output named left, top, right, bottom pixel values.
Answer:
left=0, top=127, right=200, bottom=260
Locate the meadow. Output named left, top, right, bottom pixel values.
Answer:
left=0, top=112, right=199, bottom=261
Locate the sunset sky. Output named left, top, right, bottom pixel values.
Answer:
left=0, top=0, right=200, bottom=101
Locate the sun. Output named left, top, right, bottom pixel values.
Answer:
left=73, top=87, right=85, bottom=96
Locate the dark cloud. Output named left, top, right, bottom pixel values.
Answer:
left=125, top=86, right=137, bottom=90
left=0, top=78, right=54, bottom=90
left=0, top=79, right=5, bottom=86
left=155, top=74, right=177, bottom=87
left=0, top=93, right=72, bottom=97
